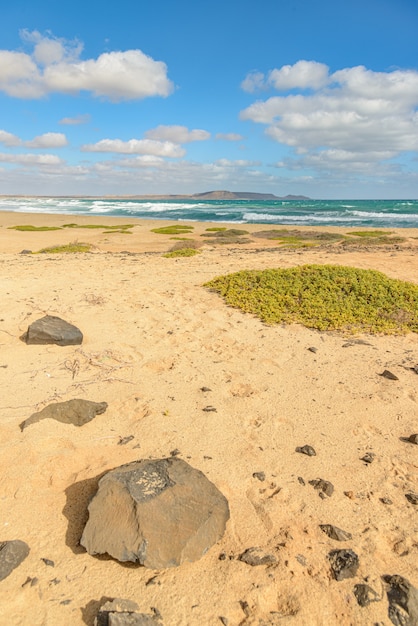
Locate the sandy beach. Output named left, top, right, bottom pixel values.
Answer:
left=1, top=211, right=418, bottom=626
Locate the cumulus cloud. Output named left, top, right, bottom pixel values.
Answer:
left=0, top=152, right=63, bottom=165
left=81, top=138, right=185, bottom=157
left=25, top=132, right=68, bottom=148
left=215, top=133, right=244, bottom=141
left=0, top=130, right=21, bottom=147
left=145, top=125, right=210, bottom=143
left=59, top=114, right=91, bottom=125
left=0, top=31, right=173, bottom=100
left=240, top=61, right=418, bottom=171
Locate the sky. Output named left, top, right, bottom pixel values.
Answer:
left=1, top=0, right=418, bottom=198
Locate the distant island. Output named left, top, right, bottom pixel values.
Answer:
left=190, top=191, right=310, bottom=200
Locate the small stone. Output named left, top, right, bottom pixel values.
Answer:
left=353, top=583, right=381, bottom=607
left=309, top=478, right=334, bottom=497
left=0, top=540, right=30, bottom=581
left=328, top=549, right=359, bottom=581
left=380, top=497, right=393, bottom=505
left=380, top=370, right=399, bottom=381
left=296, top=554, right=307, bottom=566
left=296, top=445, right=316, bottom=457
left=20, top=399, right=108, bottom=430
left=94, top=598, right=162, bottom=626
left=252, top=472, right=266, bottom=482
left=238, top=547, right=277, bottom=566
left=407, top=434, right=418, bottom=445
left=118, top=435, right=134, bottom=446
left=361, top=452, right=376, bottom=464
left=200, top=387, right=212, bottom=392
left=383, top=574, right=418, bottom=626
left=20, top=249, right=32, bottom=255
left=41, top=558, right=55, bottom=567
left=308, top=347, right=318, bottom=353
left=297, top=476, right=306, bottom=485
left=405, top=492, right=418, bottom=505
left=170, top=449, right=180, bottom=457
left=319, top=524, right=352, bottom=541
left=24, top=315, right=83, bottom=346
left=202, top=406, right=217, bottom=412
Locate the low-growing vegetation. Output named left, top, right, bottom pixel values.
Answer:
left=151, top=225, right=194, bottom=235
left=8, top=225, right=62, bottom=232
left=204, top=264, right=418, bottom=334
left=36, top=242, right=93, bottom=254
left=163, top=248, right=201, bottom=258
left=63, top=223, right=134, bottom=231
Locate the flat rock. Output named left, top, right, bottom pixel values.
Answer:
left=319, top=524, right=352, bottom=541
left=238, top=547, right=277, bottom=566
left=0, top=540, right=30, bottom=581
left=309, top=478, right=334, bottom=497
left=380, top=369, right=399, bottom=381
left=328, top=549, right=359, bottom=581
left=20, top=399, right=108, bottom=430
left=95, top=599, right=162, bottom=626
left=296, top=445, right=316, bottom=457
left=383, top=575, right=418, bottom=626
left=81, top=457, right=230, bottom=569
left=24, top=315, right=83, bottom=346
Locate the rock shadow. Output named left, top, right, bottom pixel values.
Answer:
left=63, top=473, right=106, bottom=554
left=81, top=596, right=113, bottom=626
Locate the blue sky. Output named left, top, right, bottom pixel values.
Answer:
left=1, top=0, right=418, bottom=198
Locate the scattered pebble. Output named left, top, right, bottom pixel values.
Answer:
left=296, top=445, right=316, bottom=457
left=308, top=347, right=318, bottom=353
left=353, top=583, right=381, bottom=607
left=238, top=547, right=277, bottom=566
left=380, top=497, right=393, bottom=505
left=319, top=524, right=352, bottom=541
left=41, top=558, right=54, bottom=567
left=379, top=369, right=399, bottom=380
left=407, top=434, right=418, bottom=445
left=200, top=387, right=212, bottom=392
left=328, top=549, right=359, bottom=581
left=405, top=492, right=418, bottom=505
left=203, top=406, right=217, bottom=412
left=170, top=449, right=181, bottom=457
left=118, top=435, right=134, bottom=446
left=361, top=452, right=376, bottom=464
left=252, top=472, right=266, bottom=482
left=309, top=478, right=334, bottom=497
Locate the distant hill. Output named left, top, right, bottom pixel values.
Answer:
left=191, top=190, right=310, bottom=200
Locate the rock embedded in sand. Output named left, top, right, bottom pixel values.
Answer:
left=407, top=434, right=418, bottom=445
left=80, top=457, right=230, bottom=569
left=383, top=574, right=418, bottom=626
left=328, top=549, right=359, bottom=581
left=296, top=445, right=316, bottom=457
left=309, top=478, right=334, bottom=497
left=20, top=399, right=108, bottom=430
left=94, top=598, right=162, bottom=625
left=238, top=547, right=277, bottom=566
left=319, top=524, right=352, bottom=541
left=0, top=540, right=30, bottom=581
left=380, top=369, right=399, bottom=381
left=24, top=315, right=83, bottom=346
left=353, top=583, right=381, bottom=607
left=405, top=492, right=418, bottom=505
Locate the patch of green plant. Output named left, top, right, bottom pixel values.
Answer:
left=36, top=242, right=93, bottom=254
left=275, top=236, right=318, bottom=247
left=164, top=248, right=201, bottom=258
left=347, top=230, right=393, bottom=237
left=204, top=264, right=418, bottom=334
left=203, top=228, right=249, bottom=238
left=252, top=229, right=345, bottom=243
left=63, top=223, right=134, bottom=230
left=341, top=235, right=405, bottom=246
left=8, top=225, right=62, bottom=232
left=205, top=227, right=227, bottom=232
left=170, top=237, right=191, bottom=240
left=104, top=229, right=133, bottom=234
left=151, top=225, right=194, bottom=235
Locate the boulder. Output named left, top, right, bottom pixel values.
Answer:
left=383, top=574, right=418, bottom=626
left=20, top=399, right=108, bottom=430
left=24, top=315, right=83, bottom=346
left=95, top=599, right=161, bottom=626
left=80, top=458, right=230, bottom=569
left=0, top=540, right=30, bottom=581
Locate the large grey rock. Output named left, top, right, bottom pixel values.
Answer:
left=95, top=599, right=161, bottom=626
left=0, top=540, right=30, bottom=581
left=80, top=458, right=230, bottom=569
left=20, top=399, right=108, bottom=431
left=383, top=575, right=418, bottom=626
left=25, top=315, right=83, bottom=345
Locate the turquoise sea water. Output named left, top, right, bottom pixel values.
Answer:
left=1, top=197, right=418, bottom=228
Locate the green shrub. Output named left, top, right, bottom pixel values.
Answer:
left=152, top=225, right=194, bottom=235
left=36, top=242, right=93, bottom=254
left=164, top=248, right=201, bottom=258
left=8, top=225, right=62, bottom=231
left=204, top=264, right=418, bottom=334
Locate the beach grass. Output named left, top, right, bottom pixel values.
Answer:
left=8, top=225, right=63, bottom=232
left=204, top=264, right=418, bottom=333
left=36, top=242, right=94, bottom=254
left=151, top=225, right=194, bottom=235
left=63, top=223, right=135, bottom=230
left=164, top=248, right=201, bottom=257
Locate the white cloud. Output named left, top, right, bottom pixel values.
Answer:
left=215, top=158, right=261, bottom=167
left=0, top=31, right=173, bottom=100
left=0, top=153, right=63, bottom=165
left=81, top=138, right=185, bottom=157
left=59, top=114, right=91, bottom=125
left=25, top=132, right=68, bottom=148
left=145, top=125, right=210, bottom=143
left=240, top=61, right=418, bottom=172
left=215, top=133, right=244, bottom=141
left=0, top=130, right=21, bottom=147
left=241, top=71, right=266, bottom=93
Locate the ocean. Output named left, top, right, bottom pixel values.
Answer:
left=1, top=197, right=418, bottom=228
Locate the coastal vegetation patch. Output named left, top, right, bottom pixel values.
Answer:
left=8, top=225, right=62, bottom=232
left=204, top=264, right=418, bottom=334
left=202, top=228, right=251, bottom=244
left=205, top=227, right=227, bottom=232
left=63, top=223, right=134, bottom=231
left=164, top=248, right=201, bottom=258
left=252, top=229, right=345, bottom=247
left=36, top=242, right=94, bottom=254
left=151, top=225, right=194, bottom=235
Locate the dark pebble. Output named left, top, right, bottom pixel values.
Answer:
left=353, top=583, right=381, bottom=607
left=0, top=540, right=30, bottom=581
left=308, top=347, right=318, bottom=353
left=203, top=406, right=217, bottom=412
left=296, top=445, right=316, bottom=457
left=361, top=452, right=376, bottom=464
left=41, top=558, right=55, bottom=567
left=252, top=472, right=266, bottom=482
left=405, top=492, right=418, bottom=505
left=170, top=448, right=181, bottom=457
left=118, top=435, right=134, bottom=445
left=320, top=524, right=352, bottom=541
left=238, top=547, right=277, bottom=566
left=328, top=549, right=359, bottom=581
left=200, top=387, right=212, bottom=392
left=309, top=478, right=334, bottom=497
left=380, top=497, right=393, bottom=505
left=380, top=370, right=399, bottom=380
left=407, top=434, right=418, bottom=445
